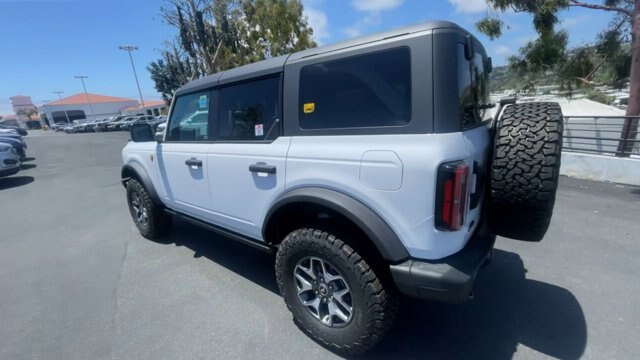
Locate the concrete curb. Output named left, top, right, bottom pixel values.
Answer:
left=560, top=152, right=640, bottom=186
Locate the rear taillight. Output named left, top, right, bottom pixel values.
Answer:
left=435, top=161, right=469, bottom=231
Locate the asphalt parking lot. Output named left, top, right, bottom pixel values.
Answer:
left=1, top=131, right=639, bottom=360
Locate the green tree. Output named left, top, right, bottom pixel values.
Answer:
left=477, top=0, right=639, bottom=157
left=149, top=0, right=316, bottom=103
left=241, top=0, right=316, bottom=63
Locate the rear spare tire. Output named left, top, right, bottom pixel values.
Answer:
left=489, top=102, right=563, bottom=242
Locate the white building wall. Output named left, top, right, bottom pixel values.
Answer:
left=42, top=100, right=138, bottom=123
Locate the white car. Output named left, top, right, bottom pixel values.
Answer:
left=121, top=21, right=564, bottom=355
left=0, top=142, right=20, bottom=178
left=0, top=128, right=19, bottom=135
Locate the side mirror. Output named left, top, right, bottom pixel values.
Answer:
left=486, top=57, right=493, bottom=73
left=130, top=123, right=155, bottom=142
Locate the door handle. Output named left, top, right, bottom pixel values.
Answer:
left=249, top=163, right=276, bottom=174
left=185, top=158, right=203, bottom=167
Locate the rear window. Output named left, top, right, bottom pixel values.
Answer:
left=299, top=47, right=411, bottom=130
left=457, top=43, right=491, bottom=127
left=457, top=44, right=475, bottom=127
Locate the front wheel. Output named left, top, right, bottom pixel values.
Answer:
left=126, top=179, right=172, bottom=240
left=275, top=228, right=398, bottom=355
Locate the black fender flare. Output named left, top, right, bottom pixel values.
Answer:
left=121, top=162, right=161, bottom=204
left=263, top=187, right=410, bottom=263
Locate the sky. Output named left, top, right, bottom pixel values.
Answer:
left=0, top=0, right=617, bottom=115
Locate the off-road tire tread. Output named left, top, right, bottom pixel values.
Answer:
left=126, top=179, right=172, bottom=239
left=489, top=102, right=563, bottom=241
left=275, top=228, right=398, bottom=355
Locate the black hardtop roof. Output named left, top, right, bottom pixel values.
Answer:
left=175, top=20, right=470, bottom=96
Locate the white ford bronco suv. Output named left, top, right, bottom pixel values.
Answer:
left=122, top=21, right=563, bottom=354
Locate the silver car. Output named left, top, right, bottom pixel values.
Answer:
left=0, top=142, right=20, bottom=178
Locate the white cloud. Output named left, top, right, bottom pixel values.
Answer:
left=304, top=7, right=330, bottom=44
left=351, top=0, right=404, bottom=13
left=344, top=27, right=362, bottom=38
left=448, top=0, right=488, bottom=14
left=493, top=45, right=514, bottom=57
left=343, top=14, right=382, bottom=39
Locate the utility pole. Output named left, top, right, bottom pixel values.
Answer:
left=118, top=45, right=145, bottom=112
left=53, top=91, right=64, bottom=100
left=74, top=75, right=95, bottom=119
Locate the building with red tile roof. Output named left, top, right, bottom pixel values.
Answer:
left=41, top=93, right=138, bottom=124
left=121, top=99, right=169, bottom=116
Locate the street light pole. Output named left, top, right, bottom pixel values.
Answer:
left=53, top=91, right=64, bottom=99
left=118, top=45, right=145, bottom=112
left=74, top=75, right=95, bottom=119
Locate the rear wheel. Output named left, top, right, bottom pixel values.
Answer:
left=489, top=102, right=563, bottom=241
left=126, top=179, right=172, bottom=239
left=275, top=228, right=398, bottom=355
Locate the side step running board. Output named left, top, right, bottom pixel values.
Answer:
left=164, top=208, right=276, bottom=254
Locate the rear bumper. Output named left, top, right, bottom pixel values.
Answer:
left=390, top=223, right=496, bottom=303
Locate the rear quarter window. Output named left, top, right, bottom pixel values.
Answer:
left=299, top=47, right=411, bottom=130
left=457, top=43, right=492, bottom=128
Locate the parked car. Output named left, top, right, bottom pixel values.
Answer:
left=122, top=116, right=155, bottom=131
left=64, top=123, right=83, bottom=134
left=95, top=116, right=122, bottom=132
left=0, top=136, right=26, bottom=159
left=108, top=117, right=136, bottom=131
left=132, top=116, right=165, bottom=133
left=122, top=21, right=564, bottom=355
left=52, top=123, right=69, bottom=132
left=0, top=124, right=27, bottom=136
left=0, top=131, right=22, bottom=140
left=83, top=119, right=103, bottom=132
left=0, top=142, right=21, bottom=178
left=58, top=124, right=75, bottom=133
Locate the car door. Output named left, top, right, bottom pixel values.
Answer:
left=156, top=90, right=215, bottom=221
left=207, top=75, right=290, bottom=240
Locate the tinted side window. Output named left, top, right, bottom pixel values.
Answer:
left=473, top=52, right=492, bottom=122
left=457, top=44, right=475, bottom=128
left=217, top=77, right=280, bottom=141
left=167, top=91, right=211, bottom=142
left=299, top=47, right=411, bottom=130
left=458, top=44, right=492, bottom=127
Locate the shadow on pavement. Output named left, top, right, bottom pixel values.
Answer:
left=21, top=157, right=36, bottom=162
left=164, top=219, right=279, bottom=294
left=367, top=249, right=587, bottom=360
left=163, top=220, right=587, bottom=360
left=20, top=163, right=37, bottom=170
left=0, top=176, right=34, bottom=190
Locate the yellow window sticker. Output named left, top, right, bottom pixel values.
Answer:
left=303, top=102, right=315, bottom=114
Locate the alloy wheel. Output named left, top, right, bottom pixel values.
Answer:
left=293, top=256, right=353, bottom=327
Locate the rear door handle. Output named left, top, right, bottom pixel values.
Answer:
left=249, top=164, right=276, bottom=174
left=185, top=158, right=203, bottom=167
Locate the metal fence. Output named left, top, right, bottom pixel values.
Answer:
left=563, top=116, right=640, bottom=157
